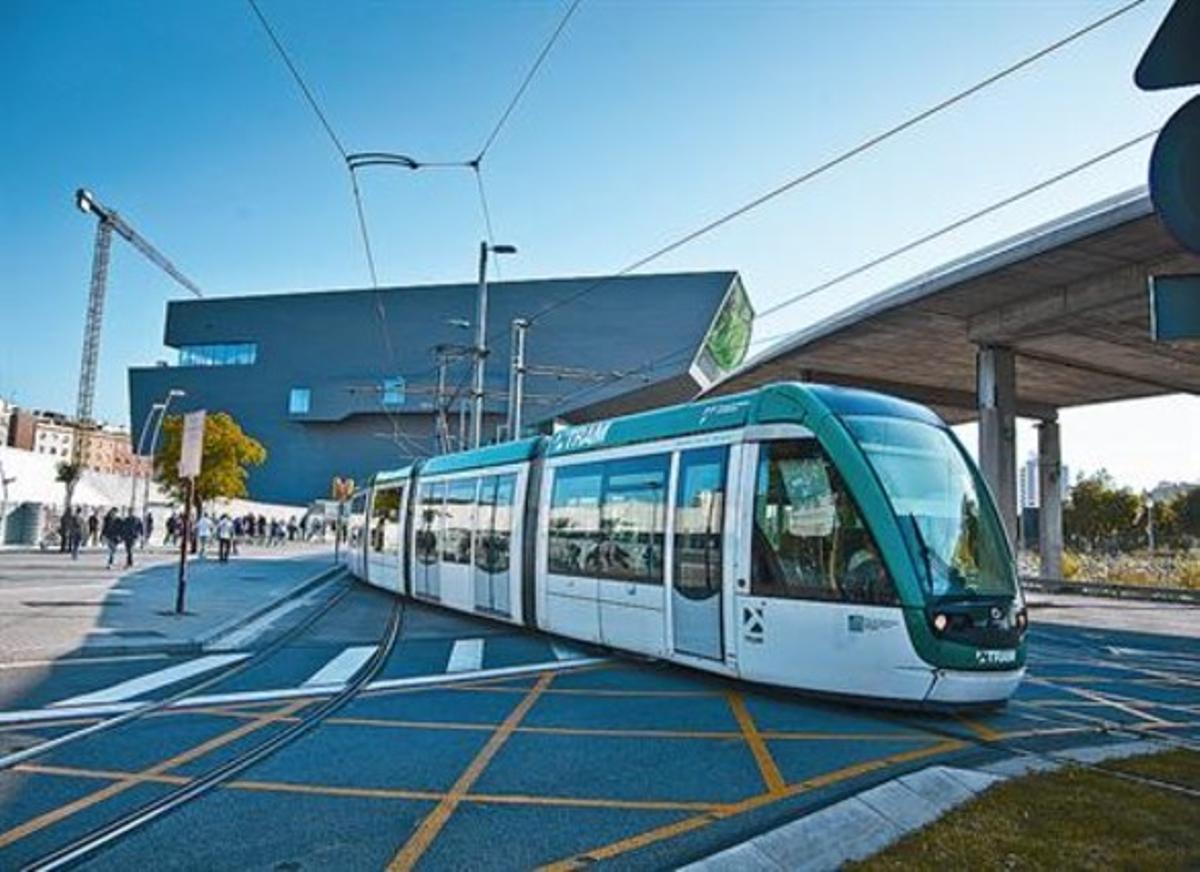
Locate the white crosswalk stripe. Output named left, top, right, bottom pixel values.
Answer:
left=446, top=638, right=485, bottom=673
left=50, top=653, right=249, bottom=707
left=302, top=646, right=377, bottom=687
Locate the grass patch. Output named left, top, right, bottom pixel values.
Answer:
left=851, top=750, right=1200, bottom=871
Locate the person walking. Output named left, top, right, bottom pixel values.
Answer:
left=87, top=511, right=99, bottom=547
left=195, top=513, right=213, bottom=559
left=142, top=512, right=154, bottom=549
left=256, top=514, right=267, bottom=545
left=68, top=508, right=83, bottom=560
left=102, top=509, right=121, bottom=569
left=58, top=511, right=70, bottom=553
left=217, top=515, right=234, bottom=563
left=120, top=510, right=138, bottom=568
left=164, top=512, right=177, bottom=546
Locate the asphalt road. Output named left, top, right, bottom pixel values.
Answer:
left=0, top=576, right=1197, bottom=870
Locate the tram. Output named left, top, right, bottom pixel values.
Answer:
left=341, top=382, right=1027, bottom=706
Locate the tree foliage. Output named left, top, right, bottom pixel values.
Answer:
left=56, top=461, right=81, bottom=512
left=154, top=412, right=266, bottom=511
left=1064, top=470, right=1199, bottom=552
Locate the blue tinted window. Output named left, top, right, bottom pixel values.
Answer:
left=288, top=387, right=311, bottom=415
left=176, top=343, right=257, bottom=367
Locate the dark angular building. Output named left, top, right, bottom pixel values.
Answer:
left=128, top=271, right=752, bottom=505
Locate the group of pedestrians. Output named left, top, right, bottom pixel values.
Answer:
left=56, top=506, right=147, bottom=567
left=160, top=511, right=310, bottom=563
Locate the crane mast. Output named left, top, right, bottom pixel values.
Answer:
left=72, top=188, right=204, bottom=479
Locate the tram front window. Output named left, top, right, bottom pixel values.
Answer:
left=751, top=440, right=896, bottom=605
left=845, top=416, right=1016, bottom=600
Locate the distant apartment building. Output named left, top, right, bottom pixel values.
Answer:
left=6, top=407, right=148, bottom=476
left=1018, top=452, right=1070, bottom=509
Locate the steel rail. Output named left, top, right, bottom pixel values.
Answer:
left=0, top=566, right=352, bottom=772
left=23, top=589, right=407, bottom=871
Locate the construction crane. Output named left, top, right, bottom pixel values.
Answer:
left=73, top=188, right=203, bottom=427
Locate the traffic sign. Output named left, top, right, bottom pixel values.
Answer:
left=1150, top=274, right=1200, bottom=341
left=179, top=410, right=206, bottom=478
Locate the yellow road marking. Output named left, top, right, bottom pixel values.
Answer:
left=16, top=762, right=727, bottom=813
left=0, top=699, right=307, bottom=850
left=955, top=716, right=1004, bottom=742
left=538, top=739, right=964, bottom=871
left=388, top=672, right=554, bottom=871
left=726, top=692, right=785, bottom=795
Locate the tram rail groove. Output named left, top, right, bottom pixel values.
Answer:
left=0, top=567, right=352, bottom=773
left=22, top=594, right=407, bottom=871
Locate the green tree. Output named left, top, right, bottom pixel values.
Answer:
left=1063, top=470, right=1142, bottom=552
left=154, top=412, right=266, bottom=514
left=56, top=461, right=82, bottom=513
left=1172, top=487, right=1200, bottom=544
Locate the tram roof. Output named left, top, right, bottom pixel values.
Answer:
left=544, top=382, right=941, bottom=457
left=375, top=383, right=942, bottom=484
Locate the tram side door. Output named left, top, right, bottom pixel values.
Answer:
left=671, top=446, right=728, bottom=661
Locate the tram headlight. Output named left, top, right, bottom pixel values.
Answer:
left=932, top=612, right=949, bottom=634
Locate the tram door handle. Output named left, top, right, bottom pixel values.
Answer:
left=736, top=577, right=748, bottom=592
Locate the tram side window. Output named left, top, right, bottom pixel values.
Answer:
left=601, top=456, right=669, bottom=584
left=349, top=493, right=367, bottom=548
left=416, top=482, right=443, bottom=566
left=674, top=447, right=727, bottom=599
left=475, top=475, right=516, bottom=575
left=548, top=456, right=669, bottom=584
left=443, top=478, right=478, bottom=565
left=371, top=486, right=402, bottom=553
left=751, top=441, right=897, bottom=605
left=548, top=464, right=603, bottom=576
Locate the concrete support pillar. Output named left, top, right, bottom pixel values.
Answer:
left=1037, top=417, right=1063, bottom=580
left=977, top=345, right=1018, bottom=548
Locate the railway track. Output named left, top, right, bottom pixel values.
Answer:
left=23, top=585, right=407, bottom=871
left=0, top=565, right=351, bottom=772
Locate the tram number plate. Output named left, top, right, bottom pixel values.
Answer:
left=976, top=649, right=1017, bottom=666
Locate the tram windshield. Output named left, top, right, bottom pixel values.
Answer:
left=845, top=416, right=1016, bottom=599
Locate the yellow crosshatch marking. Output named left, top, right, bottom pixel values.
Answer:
left=537, top=739, right=966, bottom=871
left=0, top=699, right=308, bottom=851
left=388, top=671, right=555, bottom=871
left=727, top=692, right=786, bottom=794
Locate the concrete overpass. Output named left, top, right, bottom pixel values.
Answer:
left=706, top=188, right=1200, bottom=578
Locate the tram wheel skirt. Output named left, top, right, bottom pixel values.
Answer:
left=925, top=667, right=1026, bottom=704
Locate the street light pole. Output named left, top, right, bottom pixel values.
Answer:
left=471, top=241, right=517, bottom=448
left=0, top=459, right=14, bottom=547
left=141, top=389, right=184, bottom=526
left=129, top=403, right=165, bottom=515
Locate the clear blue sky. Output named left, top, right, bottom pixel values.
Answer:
left=1, top=0, right=1196, bottom=489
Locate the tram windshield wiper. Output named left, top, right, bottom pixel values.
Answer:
left=907, top=513, right=934, bottom=592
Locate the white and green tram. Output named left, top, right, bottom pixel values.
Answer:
left=343, top=382, right=1027, bottom=706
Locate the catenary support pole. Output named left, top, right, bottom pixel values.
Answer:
left=472, top=242, right=490, bottom=449
left=507, top=319, right=528, bottom=441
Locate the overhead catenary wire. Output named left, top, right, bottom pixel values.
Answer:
left=474, top=0, right=585, bottom=163
left=478, top=0, right=1151, bottom=342
left=543, top=128, right=1159, bottom=413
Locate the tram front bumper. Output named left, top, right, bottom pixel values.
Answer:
left=925, top=667, right=1026, bottom=704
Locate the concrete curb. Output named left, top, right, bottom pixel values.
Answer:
left=71, top=562, right=347, bottom=659
left=682, top=738, right=1178, bottom=872
left=196, top=563, right=347, bottom=650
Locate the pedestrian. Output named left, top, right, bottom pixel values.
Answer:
left=287, top=516, right=298, bottom=542
left=120, top=510, right=138, bottom=568
left=58, top=512, right=70, bottom=553
left=142, top=512, right=154, bottom=548
left=217, top=514, right=234, bottom=562
left=87, top=511, right=99, bottom=547
left=256, top=514, right=267, bottom=545
left=232, top=516, right=243, bottom=556
left=195, top=513, right=213, bottom=559
left=164, top=512, right=178, bottom=546
left=102, top=508, right=121, bottom=568
left=69, top=507, right=84, bottom=560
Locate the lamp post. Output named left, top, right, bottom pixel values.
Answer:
left=136, top=389, right=185, bottom=530
left=0, top=459, right=14, bottom=547
left=129, top=402, right=166, bottom=515
left=472, top=241, right=517, bottom=448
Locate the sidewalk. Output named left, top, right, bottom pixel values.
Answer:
left=0, top=544, right=342, bottom=663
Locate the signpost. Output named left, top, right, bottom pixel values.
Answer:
left=176, top=410, right=205, bottom=614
